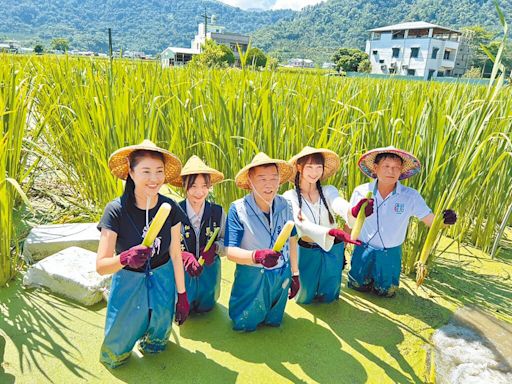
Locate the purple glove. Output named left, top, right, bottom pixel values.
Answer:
left=351, top=198, right=374, bottom=218
left=252, top=249, right=281, bottom=268
left=443, top=209, right=457, bottom=225
left=175, top=292, right=190, bottom=326
left=289, top=275, right=300, bottom=299
left=181, top=251, right=203, bottom=277
left=328, top=228, right=362, bottom=246
left=200, top=244, right=217, bottom=266
left=119, top=245, right=151, bottom=269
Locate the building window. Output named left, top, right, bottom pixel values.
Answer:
left=372, top=50, right=378, bottom=55
left=392, top=30, right=405, bottom=39
left=407, top=69, right=416, bottom=76
left=431, top=48, right=439, bottom=59
left=372, top=32, right=381, bottom=40
left=379, top=59, right=385, bottom=63
left=392, top=48, right=400, bottom=58
left=410, top=47, right=419, bottom=58
left=443, top=50, right=451, bottom=60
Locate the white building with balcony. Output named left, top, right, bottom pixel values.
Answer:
left=161, top=19, right=250, bottom=67
left=365, top=21, right=469, bottom=80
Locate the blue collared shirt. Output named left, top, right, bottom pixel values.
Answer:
left=349, top=181, right=431, bottom=249
left=225, top=193, right=296, bottom=270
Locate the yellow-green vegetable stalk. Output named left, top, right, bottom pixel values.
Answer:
left=350, top=191, right=373, bottom=241
left=415, top=189, right=449, bottom=286
left=142, top=203, right=171, bottom=247
left=273, top=221, right=295, bottom=252
left=199, top=227, right=220, bottom=266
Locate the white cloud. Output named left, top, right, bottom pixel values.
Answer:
left=271, top=0, right=326, bottom=10
left=218, top=0, right=326, bottom=11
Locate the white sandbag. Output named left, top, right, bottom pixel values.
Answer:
left=23, top=246, right=111, bottom=306
left=22, top=223, right=100, bottom=263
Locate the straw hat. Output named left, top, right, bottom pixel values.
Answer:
left=358, top=146, right=421, bottom=180
left=235, top=152, right=293, bottom=190
left=108, top=140, right=182, bottom=183
left=288, top=146, right=340, bottom=182
left=169, top=155, right=224, bottom=187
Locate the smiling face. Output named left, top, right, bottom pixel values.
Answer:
left=297, top=153, right=325, bottom=185
left=185, top=174, right=210, bottom=206
left=128, top=153, right=165, bottom=199
left=374, top=154, right=403, bottom=187
left=249, top=164, right=280, bottom=204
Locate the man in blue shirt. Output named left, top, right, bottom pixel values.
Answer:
left=224, top=153, right=300, bottom=331
left=347, top=146, right=457, bottom=297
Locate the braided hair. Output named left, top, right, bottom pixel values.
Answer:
left=294, top=153, right=335, bottom=224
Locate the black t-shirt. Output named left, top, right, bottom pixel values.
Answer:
left=98, top=194, right=186, bottom=272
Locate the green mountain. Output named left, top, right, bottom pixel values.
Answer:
left=253, top=0, right=512, bottom=62
left=0, top=0, right=509, bottom=61
left=0, top=0, right=294, bottom=54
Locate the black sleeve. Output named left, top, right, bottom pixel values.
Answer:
left=97, top=200, right=121, bottom=233
left=169, top=198, right=187, bottom=227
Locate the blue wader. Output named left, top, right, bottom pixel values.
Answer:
left=347, top=244, right=402, bottom=297
left=185, top=256, right=221, bottom=313
left=296, top=241, right=345, bottom=304
left=100, top=260, right=176, bottom=368
left=229, top=263, right=291, bottom=332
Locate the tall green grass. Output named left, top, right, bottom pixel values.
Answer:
left=1, top=29, right=511, bottom=285
left=0, top=56, right=40, bottom=286
left=32, top=57, right=511, bottom=273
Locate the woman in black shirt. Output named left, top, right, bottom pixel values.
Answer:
left=96, top=140, right=189, bottom=368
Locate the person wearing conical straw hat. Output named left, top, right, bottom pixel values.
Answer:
left=225, top=152, right=300, bottom=331
left=283, top=146, right=364, bottom=304
left=347, top=146, right=457, bottom=298
left=96, top=140, right=190, bottom=368
left=169, top=155, right=226, bottom=314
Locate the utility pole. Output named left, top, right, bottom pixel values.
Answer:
left=108, top=28, right=113, bottom=60
left=199, top=7, right=212, bottom=40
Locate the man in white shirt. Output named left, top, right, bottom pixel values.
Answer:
left=347, top=146, right=457, bottom=297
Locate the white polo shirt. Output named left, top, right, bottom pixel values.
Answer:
left=349, top=181, right=431, bottom=249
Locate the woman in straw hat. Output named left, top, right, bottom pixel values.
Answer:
left=283, top=146, right=364, bottom=304
left=169, top=155, right=226, bottom=314
left=347, top=146, right=457, bottom=297
left=224, top=152, right=300, bottom=331
left=96, top=140, right=190, bottom=368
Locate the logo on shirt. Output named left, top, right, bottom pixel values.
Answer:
left=394, top=203, right=405, bottom=215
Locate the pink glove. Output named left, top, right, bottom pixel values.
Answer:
left=181, top=251, right=203, bottom=277
left=328, top=228, right=362, bottom=246
left=200, top=244, right=217, bottom=266
left=252, top=249, right=281, bottom=268
left=119, top=245, right=151, bottom=269
left=289, top=275, right=300, bottom=299
left=351, top=198, right=374, bottom=218
left=175, top=292, right=190, bottom=325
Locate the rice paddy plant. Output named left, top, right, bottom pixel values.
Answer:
left=2, top=37, right=511, bottom=283
left=0, top=56, right=40, bottom=286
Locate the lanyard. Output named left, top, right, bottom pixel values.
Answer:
left=366, top=182, right=396, bottom=250
left=181, top=205, right=213, bottom=257
left=246, top=198, right=279, bottom=248
left=301, top=194, right=322, bottom=225
left=124, top=205, right=160, bottom=257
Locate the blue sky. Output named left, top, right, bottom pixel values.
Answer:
left=218, top=0, right=326, bottom=11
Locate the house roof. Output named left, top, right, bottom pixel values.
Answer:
left=162, top=47, right=199, bottom=55
left=369, top=21, right=460, bottom=34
